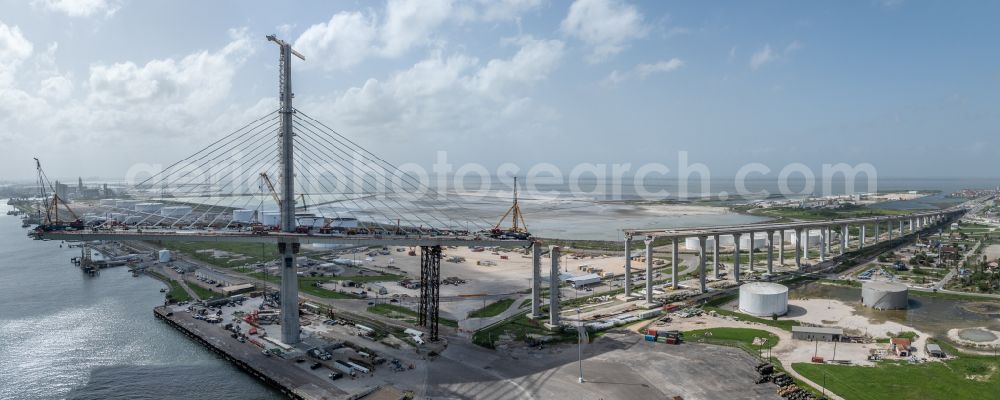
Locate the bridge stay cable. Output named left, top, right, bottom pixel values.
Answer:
left=292, top=121, right=451, bottom=233
left=294, top=110, right=494, bottom=231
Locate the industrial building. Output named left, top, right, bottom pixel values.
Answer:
left=926, top=343, right=946, bottom=358
left=738, top=282, right=789, bottom=317
left=158, top=249, right=172, bottom=263
left=160, top=206, right=193, bottom=218
left=861, top=281, right=909, bottom=310
left=890, top=338, right=912, bottom=357
left=791, top=326, right=843, bottom=342
left=566, top=273, right=601, bottom=288
left=232, top=209, right=256, bottom=223
left=220, top=283, right=255, bottom=296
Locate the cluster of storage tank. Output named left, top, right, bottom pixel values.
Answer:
left=683, top=230, right=827, bottom=251
left=95, top=199, right=201, bottom=225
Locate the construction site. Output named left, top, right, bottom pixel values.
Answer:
left=12, top=33, right=1000, bottom=400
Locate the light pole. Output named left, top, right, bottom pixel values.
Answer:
left=577, top=307, right=584, bottom=383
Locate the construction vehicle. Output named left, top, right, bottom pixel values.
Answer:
left=489, top=177, right=530, bottom=240
left=260, top=172, right=313, bottom=233
left=31, top=158, right=85, bottom=234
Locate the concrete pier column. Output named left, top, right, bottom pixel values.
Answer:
left=778, top=230, right=784, bottom=266
left=841, top=224, right=848, bottom=255
left=874, top=222, right=880, bottom=244
left=819, top=228, right=827, bottom=262
left=713, top=234, right=721, bottom=279
left=794, top=228, right=803, bottom=269
left=531, top=242, right=543, bottom=318
left=671, top=238, right=680, bottom=290
left=698, top=236, right=707, bottom=293
left=766, top=230, right=774, bottom=275
left=623, top=238, right=632, bottom=299
left=803, top=229, right=810, bottom=260
left=825, top=227, right=832, bottom=256
left=888, top=220, right=893, bottom=240
left=899, top=220, right=903, bottom=236
left=279, top=240, right=300, bottom=344
left=859, top=224, right=866, bottom=249
left=733, top=233, right=742, bottom=282
left=748, top=232, right=755, bottom=272
left=644, top=238, right=653, bottom=303
left=549, top=246, right=561, bottom=326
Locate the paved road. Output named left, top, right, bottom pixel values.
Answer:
left=424, top=330, right=782, bottom=400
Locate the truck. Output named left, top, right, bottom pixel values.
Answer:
left=332, top=360, right=357, bottom=376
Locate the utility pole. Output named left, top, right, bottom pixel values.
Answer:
left=577, top=307, right=584, bottom=383
left=267, top=34, right=306, bottom=345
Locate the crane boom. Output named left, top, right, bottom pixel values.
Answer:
left=492, top=177, right=529, bottom=238
left=260, top=172, right=282, bottom=207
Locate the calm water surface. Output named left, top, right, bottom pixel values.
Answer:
left=0, top=202, right=279, bottom=400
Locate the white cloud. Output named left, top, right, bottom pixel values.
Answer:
left=303, top=37, right=564, bottom=140
left=0, top=21, right=34, bottom=87
left=635, top=58, right=683, bottom=78
left=294, top=11, right=379, bottom=70
left=32, top=0, right=121, bottom=18
left=603, top=58, right=683, bottom=86
left=749, top=44, right=774, bottom=70
left=749, top=40, right=803, bottom=70
left=785, top=40, right=803, bottom=53
left=0, top=22, right=33, bottom=62
left=478, top=0, right=544, bottom=22
left=381, top=0, right=455, bottom=57
left=602, top=69, right=626, bottom=87
left=560, top=0, right=648, bottom=62
left=86, top=29, right=253, bottom=112
left=296, top=0, right=544, bottom=71
left=472, top=37, right=564, bottom=93
left=38, top=74, right=73, bottom=100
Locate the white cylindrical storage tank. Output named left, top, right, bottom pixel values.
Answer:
left=861, top=281, right=908, bottom=310
left=738, top=235, right=769, bottom=250
left=232, top=209, right=256, bottom=223
left=115, top=200, right=140, bottom=209
left=296, top=213, right=325, bottom=228
left=261, top=211, right=281, bottom=226
left=329, top=217, right=358, bottom=229
left=791, top=231, right=823, bottom=248
left=160, top=206, right=193, bottom=218
left=684, top=236, right=717, bottom=251
left=718, top=235, right=735, bottom=246
left=134, top=202, right=164, bottom=214
left=738, top=282, right=789, bottom=317
left=158, top=249, right=171, bottom=263
left=99, top=199, right=116, bottom=206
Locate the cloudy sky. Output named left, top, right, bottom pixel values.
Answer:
left=1, top=0, right=999, bottom=182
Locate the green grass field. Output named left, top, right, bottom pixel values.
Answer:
left=162, top=241, right=281, bottom=269
left=753, top=205, right=911, bottom=221
left=472, top=312, right=576, bottom=348
left=468, top=298, right=516, bottom=318
left=367, top=304, right=458, bottom=327
left=165, top=280, right=191, bottom=302
left=248, top=273, right=360, bottom=299
left=794, top=345, right=1000, bottom=400
left=186, top=282, right=220, bottom=300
